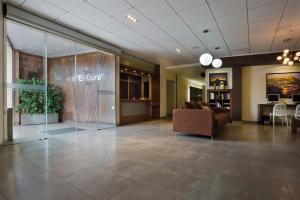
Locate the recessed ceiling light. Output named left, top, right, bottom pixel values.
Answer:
left=126, top=15, right=138, bottom=23
left=176, top=48, right=181, bottom=53
left=203, top=29, right=210, bottom=33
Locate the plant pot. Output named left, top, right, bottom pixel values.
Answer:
left=21, top=113, right=58, bottom=126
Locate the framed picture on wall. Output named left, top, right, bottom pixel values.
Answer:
left=266, top=72, right=300, bottom=98
left=209, top=73, right=228, bottom=86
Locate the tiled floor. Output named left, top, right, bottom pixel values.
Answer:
left=0, top=120, right=300, bottom=200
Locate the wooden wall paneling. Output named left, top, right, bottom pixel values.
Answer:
left=48, top=52, right=116, bottom=124
left=48, top=54, right=75, bottom=122
left=151, top=65, right=160, bottom=118
left=220, top=51, right=296, bottom=68
left=232, top=66, right=242, bottom=121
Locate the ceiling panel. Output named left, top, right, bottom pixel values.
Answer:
left=7, top=0, right=300, bottom=66
left=114, top=8, right=150, bottom=27
left=196, top=30, right=225, bottom=48
left=221, top=25, right=248, bottom=40
left=216, top=11, right=247, bottom=29
left=44, top=0, right=84, bottom=11
left=190, top=20, right=219, bottom=35
left=69, top=2, right=113, bottom=27
left=136, top=0, right=176, bottom=22
left=227, top=40, right=249, bottom=50
left=87, top=0, right=132, bottom=16
left=126, top=0, right=150, bottom=6
left=294, top=41, right=300, bottom=49
left=82, top=25, right=127, bottom=46
left=271, top=37, right=298, bottom=52
left=247, top=0, right=285, bottom=10
left=213, top=49, right=230, bottom=57
left=208, top=0, right=246, bottom=18
left=21, top=0, right=65, bottom=20
left=231, top=48, right=249, bottom=55
left=178, top=4, right=214, bottom=26
left=166, top=0, right=206, bottom=12
left=56, top=12, right=92, bottom=30
left=248, top=1, right=285, bottom=24
left=278, top=0, right=299, bottom=13
left=251, top=41, right=273, bottom=53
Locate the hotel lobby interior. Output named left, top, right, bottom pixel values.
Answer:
left=0, top=0, right=300, bottom=200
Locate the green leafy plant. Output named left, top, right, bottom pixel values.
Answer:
left=16, top=78, right=63, bottom=115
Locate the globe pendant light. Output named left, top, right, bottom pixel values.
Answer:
left=199, top=53, right=213, bottom=66
left=212, top=58, right=222, bottom=68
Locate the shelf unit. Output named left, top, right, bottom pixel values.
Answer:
left=207, top=89, right=233, bottom=119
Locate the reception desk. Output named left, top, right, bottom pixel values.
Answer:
left=120, top=99, right=151, bottom=125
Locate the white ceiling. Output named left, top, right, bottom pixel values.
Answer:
left=7, top=0, right=300, bottom=66
left=7, top=20, right=97, bottom=57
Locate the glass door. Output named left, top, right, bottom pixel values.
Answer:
left=46, top=33, right=78, bottom=136
left=4, top=19, right=117, bottom=143
left=73, top=43, right=100, bottom=132
left=97, top=50, right=116, bottom=129
left=4, top=20, right=47, bottom=143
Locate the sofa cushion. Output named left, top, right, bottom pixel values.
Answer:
left=182, top=101, right=202, bottom=109
left=183, top=101, right=200, bottom=109
left=196, top=102, right=203, bottom=109
left=214, top=112, right=229, bottom=127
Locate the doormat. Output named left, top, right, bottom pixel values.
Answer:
left=44, top=127, right=86, bottom=135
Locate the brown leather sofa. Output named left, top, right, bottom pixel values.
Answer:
left=173, top=102, right=230, bottom=137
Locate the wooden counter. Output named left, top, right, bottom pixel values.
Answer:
left=120, top=99, right=152, bottom=125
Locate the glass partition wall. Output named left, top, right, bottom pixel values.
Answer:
left=4, top=20, right=116, bottom=144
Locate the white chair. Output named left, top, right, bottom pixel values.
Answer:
left=295, top=104, right=300, bottom=119
left=270, top=103, right=289, bottom=127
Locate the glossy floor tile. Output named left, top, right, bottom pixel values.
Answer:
left=0, top=120, right=299, bottom=200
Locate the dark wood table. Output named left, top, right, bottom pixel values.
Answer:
left=258, top=103, right=298, bottom=124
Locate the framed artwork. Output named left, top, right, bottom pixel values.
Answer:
left=209, top=73, right=227, bottom=86
left=266, top=72, right=300, bottom=98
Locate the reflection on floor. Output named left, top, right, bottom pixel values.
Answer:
left=11, top=121, right=115, bottom=144
left=0, top=120, right=300, bottom=200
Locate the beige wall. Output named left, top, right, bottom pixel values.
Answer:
left=160, top=65, right=206, bottom=117
left=177, top=77, right=204, bottom=107
left=242, top=64, right=300, bottom=121
left=0, top=2, right=4, bottom=145
left=160, top=65, right=176, bottom=117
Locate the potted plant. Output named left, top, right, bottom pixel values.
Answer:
left=17, top=78, right=63, bottom=125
